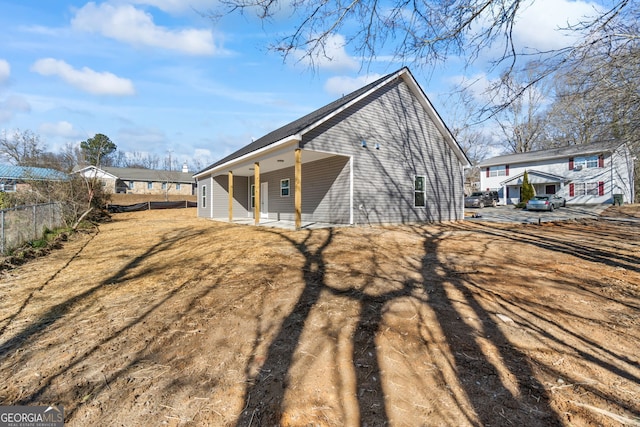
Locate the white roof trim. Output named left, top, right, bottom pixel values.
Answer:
left=74, top=165, right=119, bottom=180
left=193, top=134, right=302, bottom=179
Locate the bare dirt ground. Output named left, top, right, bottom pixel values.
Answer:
left=0, top=205, right=638, bottom=426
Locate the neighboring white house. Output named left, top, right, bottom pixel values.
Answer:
left=477, top=141, right=635, bottom=205
left=194, top=67, right=470, bottom=228
left=74, top=165, right=196, bottom=196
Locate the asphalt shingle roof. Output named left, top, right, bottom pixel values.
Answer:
left=195, top=67, right=409, bottom=175
left=477, top=141, right=623, bottom=167
left=101, top=166, right=194, bottom=183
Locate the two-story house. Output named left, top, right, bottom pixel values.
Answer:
left=477, top=141, right=635, bottom=205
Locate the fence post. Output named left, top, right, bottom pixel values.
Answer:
left=33, top=204, right=37, bottom=240
left=1, top=210, right=4, bottom=255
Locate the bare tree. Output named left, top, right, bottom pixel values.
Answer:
left=0, top=129, right=45, bottom=166
left=489, top=64, right=551, bottom=153
left=212, top=1, right=635, bottom=85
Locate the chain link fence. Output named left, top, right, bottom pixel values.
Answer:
left=0, top=202, right=64, bottom=255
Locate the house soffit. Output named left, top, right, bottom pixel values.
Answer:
left=203, top=144, right=341, bottom=178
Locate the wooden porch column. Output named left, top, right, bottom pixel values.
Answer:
left=295, top=148, right=302, bottom=230
left=228, top=171, right=233, bottom=222
left=254, top=162, right=260, bottom=225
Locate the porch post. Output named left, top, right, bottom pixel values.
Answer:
left=228, top=171, right=233, bottom=222
left=295, top=148, right=302, bottom=230
left=254, top=162, right=260, bottom=225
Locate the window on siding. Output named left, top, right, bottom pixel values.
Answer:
left=201, top=185, right=206, bottom=208
left=574, top=156, right=599, bottom=169
left=280, top=179, right=290, bottom=197
left=414, top=176, right=426, bottom=207
left=128, top=181, right=134, bottom=189
left=147, top=182, right=153, bottom=189
left=162, top=182, right=167, bottom=190
left=250, top=184, right=255, bottom=208
left=176, top=183, right=181, bottom=190
left=573, top=182, right=600, bottom=196
left=586, top=182, right=599, bottom=195
left=489, top=165, right=507, bottom=177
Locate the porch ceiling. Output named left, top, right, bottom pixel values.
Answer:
left=220, top=148, right=339, bottom=177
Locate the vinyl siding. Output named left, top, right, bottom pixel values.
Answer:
left=212, top=175, right=250, bottom=218
left=302, top=79, right=464, bottom=223
left=251, top=156, right=351, bottom=223
left=196, top=175, right=213, bottom=218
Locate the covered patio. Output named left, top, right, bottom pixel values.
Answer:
left=201, top=136, right=352, bottom=230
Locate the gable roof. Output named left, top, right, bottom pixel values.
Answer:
left=0, top=165, right=68, bottom=181
left=500, top=169, right=569, bottom=186
left=195, top=67, right=469, bottom=178
left=74, top=165, right=194, bottom=183
left=477, top=141, right=624, bottom=168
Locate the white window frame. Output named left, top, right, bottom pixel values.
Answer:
left=489, top=165, right=507, bottom=177
left=414, top=175, right=426, bottom=207
left=574, top=156, right=598, bottom=169
left=147, top=181, right=153, bottom=190
left=128, top=181, right=134, bottom=189
left=201, top=185, right=206, bottom=208
left=162, top=182, right=167, bottom=190
left=176, top=183, right=181, bottom=190
left=586, top=182, right=599, bottom=195
left=280, top=178, right=290, bottom=197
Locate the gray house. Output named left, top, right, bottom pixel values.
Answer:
left=194, top=67, right=470, bottom=228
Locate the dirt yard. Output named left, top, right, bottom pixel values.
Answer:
left=0, top=206, right=638, bottom=426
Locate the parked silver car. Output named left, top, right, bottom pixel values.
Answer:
left=526, top=195, right=566, bottom=211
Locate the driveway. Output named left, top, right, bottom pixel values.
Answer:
left=465, top=204, right=611, bottom=224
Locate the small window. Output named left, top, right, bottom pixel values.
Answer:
left=489, top=165, right=507, bottom=177
left=586, top=182, right=599, bottom=196
left=147, top=182, right=153, bottom=190
left=575, top=156, right=598, bottom=169
left=201, top=185, right=206, bottom=208
left=250, top=185, right=255, bottom=208
left=128, top=181, right=134, bottom=189
left=414, top=176, right=426, bottom=207
left=176, top=183, right=181, bottom=190
left=280, top=179, right=290, bottom=197
left=162, top=182, right=167, bottom=190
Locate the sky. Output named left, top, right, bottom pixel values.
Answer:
left=0, top=0, right=604, bottom=171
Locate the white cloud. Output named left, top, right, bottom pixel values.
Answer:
left=194, top=148, right=211, bottom=158
left=0, top=59, right=10, bottom=85
left=128, top=0, right=218, bottom=14
left=71, top=2, right=220, bottom=56
left=513, top=0, right=602, bottom=52
left=0, top=95, right=31, bottom=123
left=31, top=58, right=135, bottom=96
left=293, top=34, right=359, bottom=72
left=39, top=121, right=81, bottom=138
left=324, top=74, right=383, bottom=96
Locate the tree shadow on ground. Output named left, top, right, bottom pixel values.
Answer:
left=235, top=224, right=566, bottom=426
left=419, top=228, right=562, bottom=426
